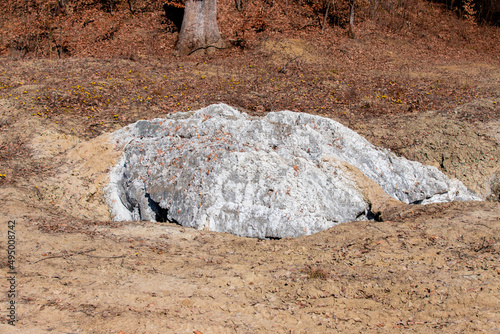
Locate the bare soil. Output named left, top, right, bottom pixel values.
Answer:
left=1, top=5, right=500, bottom=333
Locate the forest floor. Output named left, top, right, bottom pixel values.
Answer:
left=0, top=14, right=500, bottom=334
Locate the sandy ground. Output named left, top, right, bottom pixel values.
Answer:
left=0, top=50, right=499, bottom=333
left=0, top=101, right=498, bottom=334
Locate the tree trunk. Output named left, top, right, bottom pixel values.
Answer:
left=175, top=0, right=226, bottom=56
left=235, top=0, right=245, bottom=12
left=127, top=0, right=134, bottom=14
left=348, top=0, right=355, bottom=38
left=322, top=0, right=332, bottom=31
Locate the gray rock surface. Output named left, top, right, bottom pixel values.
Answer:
left=105, top=104, right=480, bottom=238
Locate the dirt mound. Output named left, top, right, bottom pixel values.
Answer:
left=352, top=108, right=500, bottom=198
left=261, top=38, right=321, bottom=66
left=30, top=129, right=120, bottom=221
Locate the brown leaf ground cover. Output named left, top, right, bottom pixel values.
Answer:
left=0, top=0, right=499, bottom=333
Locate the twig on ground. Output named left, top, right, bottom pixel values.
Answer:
left=33, top=248, right=96, bottom=263
left=84, top=254, right=126, bottom=259
left=32, top=248, right=125, bottom=263
left=279, top=55, right=300, bottom=74
left=188, top=45, right=227, bottom=56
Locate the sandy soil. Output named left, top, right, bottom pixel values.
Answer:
left=0, top=37, right=499, bottom=333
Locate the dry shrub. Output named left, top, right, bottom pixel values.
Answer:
left=306, top=267, right=329, bottom=279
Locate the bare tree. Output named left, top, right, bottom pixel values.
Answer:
left=235, top=0, right=245, bottom=12
left=127, top=0, right=134, bottom=14
left=348, top=0, right=355, bottom=38
left=322, top=0, right=333, bottom=31
left=175, top=0, right=226, bottom=56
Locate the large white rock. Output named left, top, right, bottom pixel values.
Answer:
left=105, top=104, right=480, bottom=238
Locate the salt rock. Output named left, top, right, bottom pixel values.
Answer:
left=105, top=104, right=480, bottom=238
